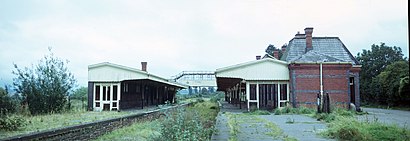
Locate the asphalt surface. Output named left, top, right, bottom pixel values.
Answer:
left=211, top=102, right=410, bottom=141
left=211, top=101, right=333, bottom=141
left=357, top=107, right=410, bottom=129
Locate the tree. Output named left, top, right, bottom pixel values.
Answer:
left=375, top=61, right=409, bottom=106
left=356, top=43, right=407, bottom=105
left=12, top=48, right=76, bottom=115
left=71, top=87, right=87, bottom=100
left=0, top=86, right=17, bottom=115
left=265, top=44, right=283, bottom=59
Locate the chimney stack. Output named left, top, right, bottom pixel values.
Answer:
left=141, top=62, right=147, bottom=72
left=256, top=55, right=261, bottom=60
left=304, top=27, right=313, bottom=52
left=281, top=44, right=287, bottom=53
left=273, top=50, right=279, bottom=59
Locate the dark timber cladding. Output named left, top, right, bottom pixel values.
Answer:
left=120, top=79, right=178, bottom=109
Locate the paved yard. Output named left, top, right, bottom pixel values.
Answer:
left=357, top=107, right=410, bottom=129
left=211, top=101, right=332, bottom=141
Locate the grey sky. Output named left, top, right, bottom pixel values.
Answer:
left=0, top=0, right=408, bottom=87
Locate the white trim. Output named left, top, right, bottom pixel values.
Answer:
left=256, top=82, right=259, bottom=109
left=93, top=82, right=121, bottom=111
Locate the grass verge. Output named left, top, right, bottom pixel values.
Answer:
left=94, top=119, right=162, bottom=141
left=322, top=116, right=410, bottom=141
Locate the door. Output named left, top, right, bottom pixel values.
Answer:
left=94, top=83, right=120, bottom=111
left=102, top=85, right=111, bottom=110
left=350, top=77, right=355, bottom=105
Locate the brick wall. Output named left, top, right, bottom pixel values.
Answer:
left=289, top=63, right=352, bottom=108
left=4, top=104, right=189, bottom=141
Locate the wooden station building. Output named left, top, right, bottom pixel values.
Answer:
left=87, top=62, right=186, bottom=111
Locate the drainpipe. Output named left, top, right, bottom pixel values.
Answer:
left=320, top=62, right=323, bottom=97
left=320, top=62, right=324, bottom=112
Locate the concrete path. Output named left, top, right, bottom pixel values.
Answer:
left=357, top=107, right=410, bottom=129
left=211, top=101, right=332, bottom=141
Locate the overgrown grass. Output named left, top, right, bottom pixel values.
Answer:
left=95, top=119, right=162, bottom=141
left=315, top=108, right=410, bottom=140
left=314, top=108, right=358, bottom=123
left=243, top=110, right=271, bottom=115
left=264, top=122, right=283, bottom=139
left=0, top=110, right=134, bottom=139
left=322, top=116, right=410, bottom=141
left=274, top=106, right=315, bottom=115
left=95, top=100, right=220, bottom=141
left=226, top=113, right=240, bottom=141
left=154, top=100, right=219, bottom=141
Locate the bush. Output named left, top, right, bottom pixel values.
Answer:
left=0, top=87, right=18, bottom=115
left=155, top=108, right=210, bottom=141
left=12, top=48, right=76, bottom=115
left=323, top=116, right=410, bottom=141
left=154, top=101, right=219, bottom=141
left=0, top=114, right=26, bottom=131
left=315, top=108, right=356, bottom=122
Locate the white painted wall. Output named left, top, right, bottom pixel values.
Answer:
left=88, top=65, right=147, bottom=82
left=217, top=59, right=289, bottom=81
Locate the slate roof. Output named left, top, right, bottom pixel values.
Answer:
left=281, top=37, right=359, bottom=65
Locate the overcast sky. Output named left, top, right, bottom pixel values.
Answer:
left=0, top=0, right=408, bottom=87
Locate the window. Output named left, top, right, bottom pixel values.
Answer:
left=107, top=86, right=111, bottom=100
left=96, top=102, right=100, bottom=107
left=280, top=84, right=287, bottom=100
left=112, top=102, right=117, bottom=107
left=250, top=84, right=257, bottom=100
left=103, top=86, right=106, bottom=100
left=95, top=85, right=100, bottom=100
left=113, top=85, right=118, bottom=100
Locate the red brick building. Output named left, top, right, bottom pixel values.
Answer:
left=216, top=27, right=361, bottom=111
left=282, top=27, right=361, bottom=110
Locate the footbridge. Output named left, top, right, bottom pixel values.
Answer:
left=171, top=71, right=217, bottom=95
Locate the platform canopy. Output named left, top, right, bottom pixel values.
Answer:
left=215, top=58, right=289, bottom=91
left=88, top=62, right=186, bottom=89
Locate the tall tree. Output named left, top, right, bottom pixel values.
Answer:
left=356, top=43, right=406, bottom=105
left=12, top=48, right=76, bottom=115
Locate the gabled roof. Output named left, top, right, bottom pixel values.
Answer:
left=215, top=58, right=289, bottom=81
left=216, top=58, right=288, bottom=73
left=281, top=37, right=359, bottom=65
left=88, top=62, right=186, bottom=88
left=89, top=62, right=148, bottom=75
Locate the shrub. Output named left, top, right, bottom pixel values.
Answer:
left=12, top=49, right=76, bottom=115
left=0, top=114, right=26, bottom=131
left=155, top=101, right=219, bottom=141
left=322, top=116, right=410, bottom=141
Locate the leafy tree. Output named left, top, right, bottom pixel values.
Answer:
left=356, top=43, right=407, bottom=105
left=12, top=48, right=76, bottom=115
left=375, top=61, right=409, bottom=106
left=265, top=44, right=283, bottom=59
left=71, top=87, right=87, bottom=100
left=0, top=86, right=17, bottom=115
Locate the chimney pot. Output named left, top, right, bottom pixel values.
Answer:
left=141, top=62, right=147, bottom=71
left=256, top=55, right=261, bottom=60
